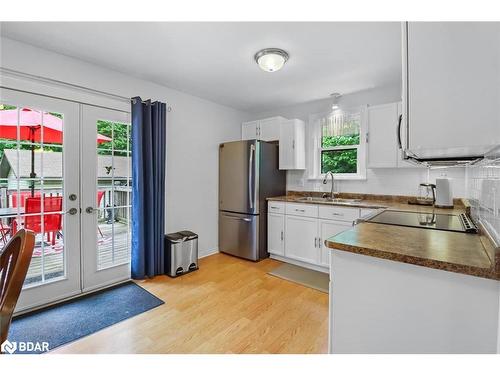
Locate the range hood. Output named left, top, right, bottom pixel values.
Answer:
left=400, top=22, right=500, bottom=168
left=402, top=145, right=495, bottom=167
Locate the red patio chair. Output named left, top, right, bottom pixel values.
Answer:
left=12, top=196, right=63, bottom=246
left=10, top=191, right=40, bottom=209
left=0, top=221, right=10, bottom=245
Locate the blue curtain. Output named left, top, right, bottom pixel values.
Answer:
left=131, top=97, right=166, bottom=279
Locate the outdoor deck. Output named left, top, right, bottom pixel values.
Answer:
left=23, top=221, right=130, bottom=285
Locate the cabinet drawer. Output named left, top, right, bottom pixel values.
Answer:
left=286, top=203, right=318, bottom=218
left=268, top=201, right=285, bottom=214
left=318, top=205, right=359, bottom=222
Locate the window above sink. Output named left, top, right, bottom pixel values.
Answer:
left=308, top=106, right=367, bottom=181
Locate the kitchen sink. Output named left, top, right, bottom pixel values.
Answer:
left=296, top=197, right=362, bottom=204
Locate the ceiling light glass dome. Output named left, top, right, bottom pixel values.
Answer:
left=254, top=48, right=289, bottom=73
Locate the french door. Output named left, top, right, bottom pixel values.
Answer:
left=81, top=105, right=131, bottom=291
left=0, top=88, right=131, bottom=312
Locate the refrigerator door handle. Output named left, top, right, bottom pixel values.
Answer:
left=221, top=213, right=252, bottom=222
left=248, top=144, right=255, bottom=209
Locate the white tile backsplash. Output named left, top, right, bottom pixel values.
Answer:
left=287, top=167, right=466, bottom=198
left=466, top=149, right=500, bottom=244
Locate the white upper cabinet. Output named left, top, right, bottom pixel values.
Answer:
left=367, top=102, right=421, bottom=168
left=367, top=102, right=400, bottom=168
left=241, top=120, right=259, bottom=140
left=403, top=22, right=500, bottom=157
left=279, top=119, right=305, bottom=170
left=241, top=117, right=285, bottom=141
left=259, top=117, right=282, bottom=141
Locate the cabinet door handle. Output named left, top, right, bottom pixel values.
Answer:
left=295, top=208, right=305, bottom=213
left=292, top=139, right=295, bottom=149
left=314, top=237, right=318, bottom=248
left=270, top=206, right=279, bottom=209
left=397, top=114, right=403, bottom=149
left=281, top=231, right=284, bottom=241
left=332, top=212, right=343, bottom=216
left=318, top=238, right=322, bottom=248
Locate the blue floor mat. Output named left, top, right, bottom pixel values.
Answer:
left=7, top=282, right=164, bottom=354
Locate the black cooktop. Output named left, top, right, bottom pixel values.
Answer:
left=367, top=210, right=477, bottom=233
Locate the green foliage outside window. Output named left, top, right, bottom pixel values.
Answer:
left=321, top=134, right=359, bottom=174
left=96, top=120, right=131, bottom=156
left=321, top=134, right=359, bottom=147
left=321, top=149, right=358, bottom=174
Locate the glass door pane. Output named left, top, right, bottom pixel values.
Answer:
left=0, top=89, right=81, bottom=312
left=96, top=120, right=131, bottom=269
left=81, top=105, right=131, bottom=292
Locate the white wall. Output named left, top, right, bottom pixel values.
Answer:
left=251, top=86, right=467, bottom=198
left=0, top=37, right=248, bottom=257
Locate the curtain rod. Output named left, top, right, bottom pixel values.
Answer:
left=131, top=97, right=172, bottom=111
left=1, top=67, right=172, bottom=112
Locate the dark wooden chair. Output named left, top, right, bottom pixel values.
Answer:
left=0, top=229, right=35, bottom=348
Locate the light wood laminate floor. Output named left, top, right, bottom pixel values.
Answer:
left=53, top=253, right=329, bottom=354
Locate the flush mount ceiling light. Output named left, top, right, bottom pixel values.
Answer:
left=254, top=48, right=289, bottom=72
left=330, top=92, right=342, bottom=110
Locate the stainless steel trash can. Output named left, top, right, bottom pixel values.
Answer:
left=165, top=230, right=198, bottom=277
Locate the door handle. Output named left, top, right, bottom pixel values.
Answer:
left=280, top=231, right=284, bottom=241
left=396, top=114, right=403, bottom=149
left=67, top=208, right=78, bottom=215
left=86, top=206, right=97, bottom=214
left=248, top=144, right=255, bottom=210
left=222, top=214, right=252, bottom=222
left=314, top=237, right=318, bottom=248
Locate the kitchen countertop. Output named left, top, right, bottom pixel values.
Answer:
left=267, top=194, right=468, bottom=215
left=326, top=221, right=497, bottom=280
left=267, top=192, right=499, bottom=280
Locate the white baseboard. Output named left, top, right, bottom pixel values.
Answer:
left=270, top=254, right=329, bottom=274
left=199, top=248, right=219, bottom=259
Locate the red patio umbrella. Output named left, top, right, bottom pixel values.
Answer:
left=0, top=107, right=112, bottom=196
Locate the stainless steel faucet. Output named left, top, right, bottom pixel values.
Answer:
left=322, top=171, right=335, bottom=200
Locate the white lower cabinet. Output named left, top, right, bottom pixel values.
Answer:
left=267, top=213, right=285, bottom=256
left=268, top=201, right=359, bottom=270
left=318, top=220, right=353, bottom=267
left=284, top=215, right=319, bottom=264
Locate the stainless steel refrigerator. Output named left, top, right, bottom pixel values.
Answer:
left=219, top=140, right=286, bottom=261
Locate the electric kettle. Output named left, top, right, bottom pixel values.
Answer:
left=415, top=183, right=436, bottom=206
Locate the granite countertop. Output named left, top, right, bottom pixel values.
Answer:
left=267, top=194, right=468, bottom=215
left=326, top=221, right=498, bottom=280
left=267, top=192, right=498, bottom=280
left=320, top=201, right=498, bottom=281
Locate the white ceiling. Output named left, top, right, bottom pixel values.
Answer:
left=1, top=22, right=402, bottom=112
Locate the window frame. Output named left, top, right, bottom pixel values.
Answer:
left=308, top=106, right=367, bottom=180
